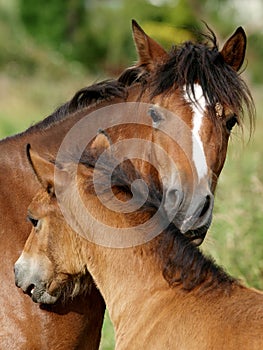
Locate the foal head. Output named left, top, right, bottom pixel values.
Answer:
left=14, top=186, right=91, bottom=304
left=13, top=140, right=161, bottom=303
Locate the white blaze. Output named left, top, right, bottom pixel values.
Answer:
left=185, top=84, right=208, bottom=181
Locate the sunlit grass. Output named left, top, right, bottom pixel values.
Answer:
left=100, top=311, right=115, bottom=350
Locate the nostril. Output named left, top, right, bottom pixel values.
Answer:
left=164, top=187, right=183, bottom=221
left=166, top=188, right=183, bottom=207
left=25, top=284, right=35, bottom=296
left=199, top=195, right=211, bottom=218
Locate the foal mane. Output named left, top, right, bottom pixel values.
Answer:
left=158, top=224, right=237, bottom=291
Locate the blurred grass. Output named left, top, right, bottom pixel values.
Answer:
left=100, top=311, right=115, bottom=350
left=0, top=72, right=92, bottom=138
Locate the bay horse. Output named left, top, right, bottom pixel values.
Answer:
left=5, top=20, right=253, bottom=347
left=15, top=135, right=263, bottom=349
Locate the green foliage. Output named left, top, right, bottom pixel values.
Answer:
left=247, top=32, right=263, bottom=85
left=100, top=311, right=115, bottom=350
left=141, top=21, right=195, bottom=49
left=19, top=0, right=86, bottom=50
left=18, top=0, right=198, bottom=71
left=2, top=0, right=263, bottom=82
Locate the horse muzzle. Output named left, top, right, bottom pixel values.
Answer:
left=164, top=186, right=214, bottom=245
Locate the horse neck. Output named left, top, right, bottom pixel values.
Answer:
left=0, top=137, right=40, bottom=245
left=0, top=123, right=70, bottom=207
left=0, top=106, right=92, bottom=248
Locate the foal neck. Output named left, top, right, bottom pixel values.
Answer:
left=80, top=233, right=237, bottom=350
left=84, top=237, right=168, bottom=322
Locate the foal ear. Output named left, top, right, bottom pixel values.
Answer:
left=132, top=19, right=168, bottom=70
left=90, top=129, right=111, bottom=155
left=26, top=144, right=55, bottom=194
left=220, top=27, right=246, bottom=72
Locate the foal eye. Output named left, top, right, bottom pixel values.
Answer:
left=27, top=215, right=39, bottom=228
left=226, top=115, right=238, bottom=132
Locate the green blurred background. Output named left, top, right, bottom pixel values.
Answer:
left=0, top=1, right=262, bottom=348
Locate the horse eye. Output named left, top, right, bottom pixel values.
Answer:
left=27, top=215, right=39, bottom=228
left=226, top=115, right=238, bottom=132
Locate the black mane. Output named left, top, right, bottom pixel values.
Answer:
left=151, top=30, right=254, bottom=128
left=118, top=65, right=149, bottom=87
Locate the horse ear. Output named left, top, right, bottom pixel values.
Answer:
left=220, top=27, right=246, bottom=72
left=132, top=19, right=168, bottom=70
left=26, top=144, right=56, bottom=194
